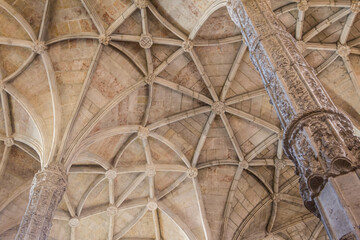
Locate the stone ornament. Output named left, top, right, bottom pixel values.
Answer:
left=15, top=162, right=67, bottom=240
left=145, top=163, right=156, bottom=177
left=4, top=137, right=14, bottom=147
left=135, top=0, right=149, bottom=9
left=138, top=126, right=150, bottom=139
left=105, top=169, right=117, bottom=180
left=186, top=167, right=198, bottom=178
left=31, top=40, right=47, bottom=54
left=145, top=73, right=156, bottom=85
left=274, top=158, right=286, bottom=170
left=146, top=198, right=158, bottom=211
left=99, top=34, right=111, bottom=45
left=182, top=39, right=193, bottom=52
left=239, top=161, right=249, bottom=169
left=227, top=0, right=360, bottom=216
left=337, top=43, right=351, bottom=58
left=68, top=218, right=80, bottom=228
left=351, top=0, right=360, bottom=13
left=271, top=193, right=282, bottom=203
left=107, top=205, right=118, bottom=216
left=211, top=101, right=225, bottom=115
left=139, top=34, right=153, bottom=49
left=297, top=0, right=309, bottom=11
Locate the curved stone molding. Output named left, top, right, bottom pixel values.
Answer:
left=227, top=0, right=360, bottom=217
left=15, top=162, right=67, bottom=240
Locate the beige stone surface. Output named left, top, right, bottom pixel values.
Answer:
left=1, top=0, right=360, bottom=239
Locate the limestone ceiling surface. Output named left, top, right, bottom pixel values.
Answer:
left=0, top=0, right=359, bottom=239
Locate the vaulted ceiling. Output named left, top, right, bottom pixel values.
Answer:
left=0, top=0, right=359, bottom=239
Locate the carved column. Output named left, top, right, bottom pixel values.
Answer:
left=16, top=163, right=67, bottom=240
left=227, top=0, right=360, bottom=239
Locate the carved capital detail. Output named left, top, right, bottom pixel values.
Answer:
left=16, top=162, right=67, bottom=240
left=31, top=40, right=47, bottom=54
left=227, top=0, right=360, bottom=216
left=139, top=34, right=153, bottom=49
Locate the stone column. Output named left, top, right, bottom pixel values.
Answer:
left=16, top=163, right=67, bottom=240
left=227, top=0, right=360, bottom=239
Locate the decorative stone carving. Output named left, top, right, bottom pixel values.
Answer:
left=138, top=126, right=150, bottom=139
left=337, top=43, right=351, bottom=58
left=239, top=161, right=249, bottom=169
left=135, top=0, right=149, bottom=9
left=4, top=137, right=14, bottom=147
left=31, top=40, right=47, bottom=54
left=296, top=40, right=306, bottom=54
left=146, top=198, right=158, bottom=211
left=211, top=101, right=225, bottom=115
left=274, top=158, right=286, bottom=170
left=182, top=39, right=193, bottom=52
left=68, top=218, right=80, bottom=228
left=105, top=169, right=117, bottom=180
left=15, top=162, right=67, bottom=240
left=271, top=193, right=282, bottom=203
left=351, top=0, right=360, bottom=13
left=99, top=34, right=111, bottom=45
left=297, top=0, right=309, bottom=11
left=139, top=34, right=153, bottom=49
left=227, top=0, right=360, bottom=219
left=186, top=167, right=198, bottom=178
left=107, top=205, right=118, bottom=216
left=145, top=73, right=156, bottom=85
left=145, top=163, right=156, bottom=177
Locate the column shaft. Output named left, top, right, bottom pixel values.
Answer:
left=227, top=0, right=360, bottom=239
left=16, top=163, right=67, bottom=240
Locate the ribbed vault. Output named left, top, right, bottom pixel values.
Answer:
left=0, top=0, right=359, bottom=239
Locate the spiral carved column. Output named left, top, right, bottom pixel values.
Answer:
left=15, top=163, right=67, bottom=240
left=227, top=0, right=360, bottom=239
